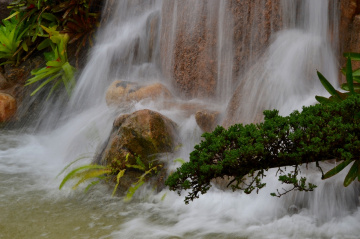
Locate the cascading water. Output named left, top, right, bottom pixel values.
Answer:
left=1, top=0, right=360, bottom=239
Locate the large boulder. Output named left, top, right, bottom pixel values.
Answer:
left=0, top=93, right=16, bottom=123
left=105, top=80, right=173, bottom=106
left=94, top=109, right=179, bottom=192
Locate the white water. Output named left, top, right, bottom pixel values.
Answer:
left=1, top=0, right=360, bottom=238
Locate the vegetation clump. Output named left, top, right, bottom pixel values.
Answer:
left=59, top=154, right=162, bottom=202
left=166, top=54, right=360, bottom=204
left=0, top=0, right=100, bottom=96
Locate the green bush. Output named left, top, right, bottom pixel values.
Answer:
left=165, top=95, right=360, bottom=204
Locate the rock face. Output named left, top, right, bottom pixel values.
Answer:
left=341, top=0, right=360, bottom=70
left=94, top=109, right=179, bottom=191
left=160, top=0, right=282, bottom=99
left=0, top=93, right=16, bottom=122
left=105, top=80, right=173, bottom=106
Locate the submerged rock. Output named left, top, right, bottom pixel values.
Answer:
left=95, top=109, right=179, bottom=192
left=0, top=93, right=16, bottom=122
left=105, top=80, right=173, bottom=106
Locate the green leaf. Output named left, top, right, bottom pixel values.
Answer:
left=124, top=180, right=145, bottom=202
left=72, top=168, right=111, bottom=190
left=317, top=71, right=342, bottom=101
left=344, top=52, right=360, bottom=61
left=56, top=153, right=92, bottom=178
left=37, top=38, right=52, bottom=51
left=112, top=169, right=126, bottom=196
left=135, top=157, right=146, bottom=170
left=346, top=57, right=355, bottom=95
left=341, top=83, right=360, bottom=92
left=343, top=161, right=359, bottom=187
left=59, top=164, right=109, bottom=189
left=84, top=180, right=100, bottom=193
left=174, top=158, right=186, bottom=165
left=323, top=159, right=353, bottom=180
left=4, top=11, right=19, bottom=21
left=315, top=95, right=332, bottom=104
left=43, top=51, right=56, bottom=61
left=352, top=68, right=360, bottom=77
left=21, top=41, right=28, bottom=52
left=41, top=13, right=58, bottom=22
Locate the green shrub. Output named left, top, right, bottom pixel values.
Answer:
left=165, top=95, right=360, bottom=204
left=0, top=15, right=29, bottom=65
left=25, top=26, right=76, bottom=97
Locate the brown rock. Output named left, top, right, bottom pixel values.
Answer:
left=94, top=109, right=179, bottom=192
left=0, top=72, right=10, bottom=90
left=195, top=110, right=220, bottom=132
left=105, top=80, right=173, bottom=106
left=339, top=0, right=359, bottom=55
left=160, top=0, right=282, bottom=99
left=0, top=93, right=16, bottom=122
left=345, top=13, right=360, bottom=73
left=3, top=56, right=44, bottom=85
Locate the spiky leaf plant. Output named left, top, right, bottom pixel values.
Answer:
left=59, top=153, right=162, bottom=201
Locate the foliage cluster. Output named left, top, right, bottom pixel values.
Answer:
left=165, top=53, right=360, bottom=204
left=165, top=94, right=360, bottom=204
left=0, top=0, right=100, bottom=97
left=59, top=154, right=162, bottom=202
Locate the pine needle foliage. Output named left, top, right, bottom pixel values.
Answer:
left=166, top=95, right=360, bottom=204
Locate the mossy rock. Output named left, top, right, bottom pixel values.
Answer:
left=94, top=109, right=179, bottom=190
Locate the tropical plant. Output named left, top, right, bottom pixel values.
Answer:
left=0, top=14, right=29, bottom=65
left=7, top=0, right=99, bottom=58
left=61, top=8, right=99, bottom=57
left=25, top=26, right=76, bottom=97
left=59, top=154, right=162, bottom=201
left=314, top=53, right=360, bottom=187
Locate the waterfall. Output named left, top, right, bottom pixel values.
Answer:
left=224, top=0, right=340, bottom=126
left=1, top=0, right=360, bottom=238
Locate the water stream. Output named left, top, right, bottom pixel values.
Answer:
left=1, top=0, right=360, bottom=238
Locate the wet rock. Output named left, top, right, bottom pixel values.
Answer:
left=195, top=109, right=220, bottom=132
left=3, top=56, right=44, bottom=85
left=288, top=205, right=299, bottom=215
left=95, top=109, right=179, bottom=192
left=105, top=80, right=173, bottom=106
left=340, top=0, right=358, bottom=55
left=0, top=93, right=16, bottom=122
left=0, top=72, right=10, bottom=90
left=160, top=0, right=282, bottom=99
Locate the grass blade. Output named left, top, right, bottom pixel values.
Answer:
left=317, top=71, right=342, bottom=101
left=346, top=57, right=355, bottom=95
left=343, top=161, right=359, bottom=187
left=323, top=159, right=352, bottom=180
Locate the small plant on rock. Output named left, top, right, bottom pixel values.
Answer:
left=59, top=153, right=162, bottom=201
left=25, top=26, right=76, bottom=97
